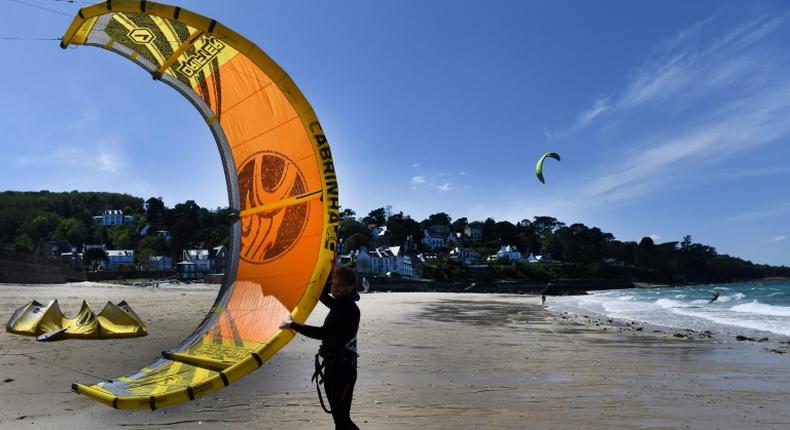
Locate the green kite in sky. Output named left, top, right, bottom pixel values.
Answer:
left=536, top=152, right=561, bottom=184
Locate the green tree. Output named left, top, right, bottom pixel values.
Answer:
left=362, top=208, right=387, bottom=226
left=107, top=225, right=134, bottom=249
left=427, top=212, right=452, bottom=226
left=134, top=247, right=156, bottom=271
left=339, top=208, right=356, bottom=221
left=345, top=232, right=370, bottom=251
left=13, top=234, right=34, bottom=253
left=25, top=213, right=62, bottom=241
left=339, top=219, right=371, bottom=250
left=137, top=235, right=170, bottom=255
left=386, top=212, right=421, bottom=246
left=481, top=218, right=497, bottom=242
left=145, top=197, right=166, bottom=224
left=84, top=247, right=108, bottom=271
left=451, top=217, right=468, bottom=234
left=532, top=216, right=565, bottom=240
left=495, top=221, right=519, bottom=244
left=53, top=218, right=87, bottom=246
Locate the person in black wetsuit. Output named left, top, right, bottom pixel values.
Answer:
left=280, top=265, right=360, bottom=429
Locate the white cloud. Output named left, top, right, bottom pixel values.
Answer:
left=13, top=141, right=125, bottom=175
left=731, top=202, right=790, bottom=221
left=96, top=144, right=122, bottom=173
left=435, top=182, right=451, bottom=192
left=410, top=169, right=466, bottom=193
left=762, top=235, right=786, bottom=243
left=649, top=234, right=662, bottom=241
left=548, top=11, right=790, bottom=139
left=581, top=50, right=790, bottom=205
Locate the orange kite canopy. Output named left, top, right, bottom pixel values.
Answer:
left=61, top=0, right=339, bottom=409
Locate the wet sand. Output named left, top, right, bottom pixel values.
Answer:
left=1, top=283, right=789, bottom=429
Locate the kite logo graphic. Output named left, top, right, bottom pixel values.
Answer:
left=238, top=151, right=308, bottom=264
left=178, top=36, right=226, bottom=78
left=127, top=28, right=155, bottom=44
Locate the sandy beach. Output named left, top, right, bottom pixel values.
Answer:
left=1, top=283, right=789, bottom=429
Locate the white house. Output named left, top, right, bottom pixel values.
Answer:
left=101, top=250, right=134, bottom=271
left=527, top=252, right=554, bottom=263
left=211, top=245, right=227, bottom=274
left=93, top=210, right=135, bottom=226
left=356, top=246, right=418, bottom=278
left=368, top=225, right=390, bottom=248
left=182, top=249, right=211, bottom=273
left=464, top=224, right=482, bottom=240
left=422, top=230, right=447, bottom=249
left=490, top=245, right=523, bottom=262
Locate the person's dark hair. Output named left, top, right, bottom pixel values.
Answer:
left=333, top=265, right=357, bottom=288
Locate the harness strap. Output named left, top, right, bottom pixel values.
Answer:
left=312, top=353, right=332, bottom=414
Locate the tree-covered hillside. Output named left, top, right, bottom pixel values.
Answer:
left=0, top=191, right=230, bottom=268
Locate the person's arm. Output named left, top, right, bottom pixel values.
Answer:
left=319, top=278, right=335, bottom=308
left=288, top=321, right=326, bottom=340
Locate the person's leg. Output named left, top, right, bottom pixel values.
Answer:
left=326, top=363, right=358, bottom=429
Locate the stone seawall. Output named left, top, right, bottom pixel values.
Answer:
left=0, top=258, right=85, bottom=284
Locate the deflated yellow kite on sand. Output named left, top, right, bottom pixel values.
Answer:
left=60, top=1, right=339, bottom=409
left=6, top=299, right=146, bottom=341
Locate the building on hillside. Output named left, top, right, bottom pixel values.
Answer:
left=464, top=224, right=483, bottom=241
left=526, top=252, right=554, bottom=263
left=449, top=247, right=482, bottom=266
left=210, top=245, right=227, bottom=274
left=181, top=249, right=211, bottom=274
left=422, top=230, right=447, bottom=249
left=176, top=261, right=199, bottom=281
left=355, top=246, right=421, bottom=278
left=93, top=210, right=135, bottom=226
left=100, top=250, right=134, bottom=271
left=490, top=245, right=523, bottom=262
left=149, top=255, right=174, bottom=270
left=368, top=225, right=390, bottom=248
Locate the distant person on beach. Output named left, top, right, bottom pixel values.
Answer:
left=541, top=294, right=546, bottom=306
left=708, top=291, right=720, bottom=303
left=280, top=265, right=361, bottom=430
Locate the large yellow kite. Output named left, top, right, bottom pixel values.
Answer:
left=61, top=0, right=339, bottom=409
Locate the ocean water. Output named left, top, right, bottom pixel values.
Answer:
left=548, top=280, right=790, bottom=340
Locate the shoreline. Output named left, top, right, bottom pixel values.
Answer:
left=1, top=284, right=789, bottom=428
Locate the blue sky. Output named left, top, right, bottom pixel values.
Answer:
left=1, top=0, right=789, bottom=266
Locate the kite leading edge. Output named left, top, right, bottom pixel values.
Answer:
left=61, top=0, right=339, bottom=409
left=536, top=152, right=561, bottom=184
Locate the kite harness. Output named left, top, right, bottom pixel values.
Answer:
left=312, top=339, right=358, bottom=414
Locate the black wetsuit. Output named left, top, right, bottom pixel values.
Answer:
left=290, top=285, right=360, bottom=430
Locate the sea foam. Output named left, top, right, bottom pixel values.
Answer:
left=731, top=301, right=790, bottom=317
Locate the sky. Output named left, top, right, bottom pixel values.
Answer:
left=1, top=0, right=789, bottom=266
